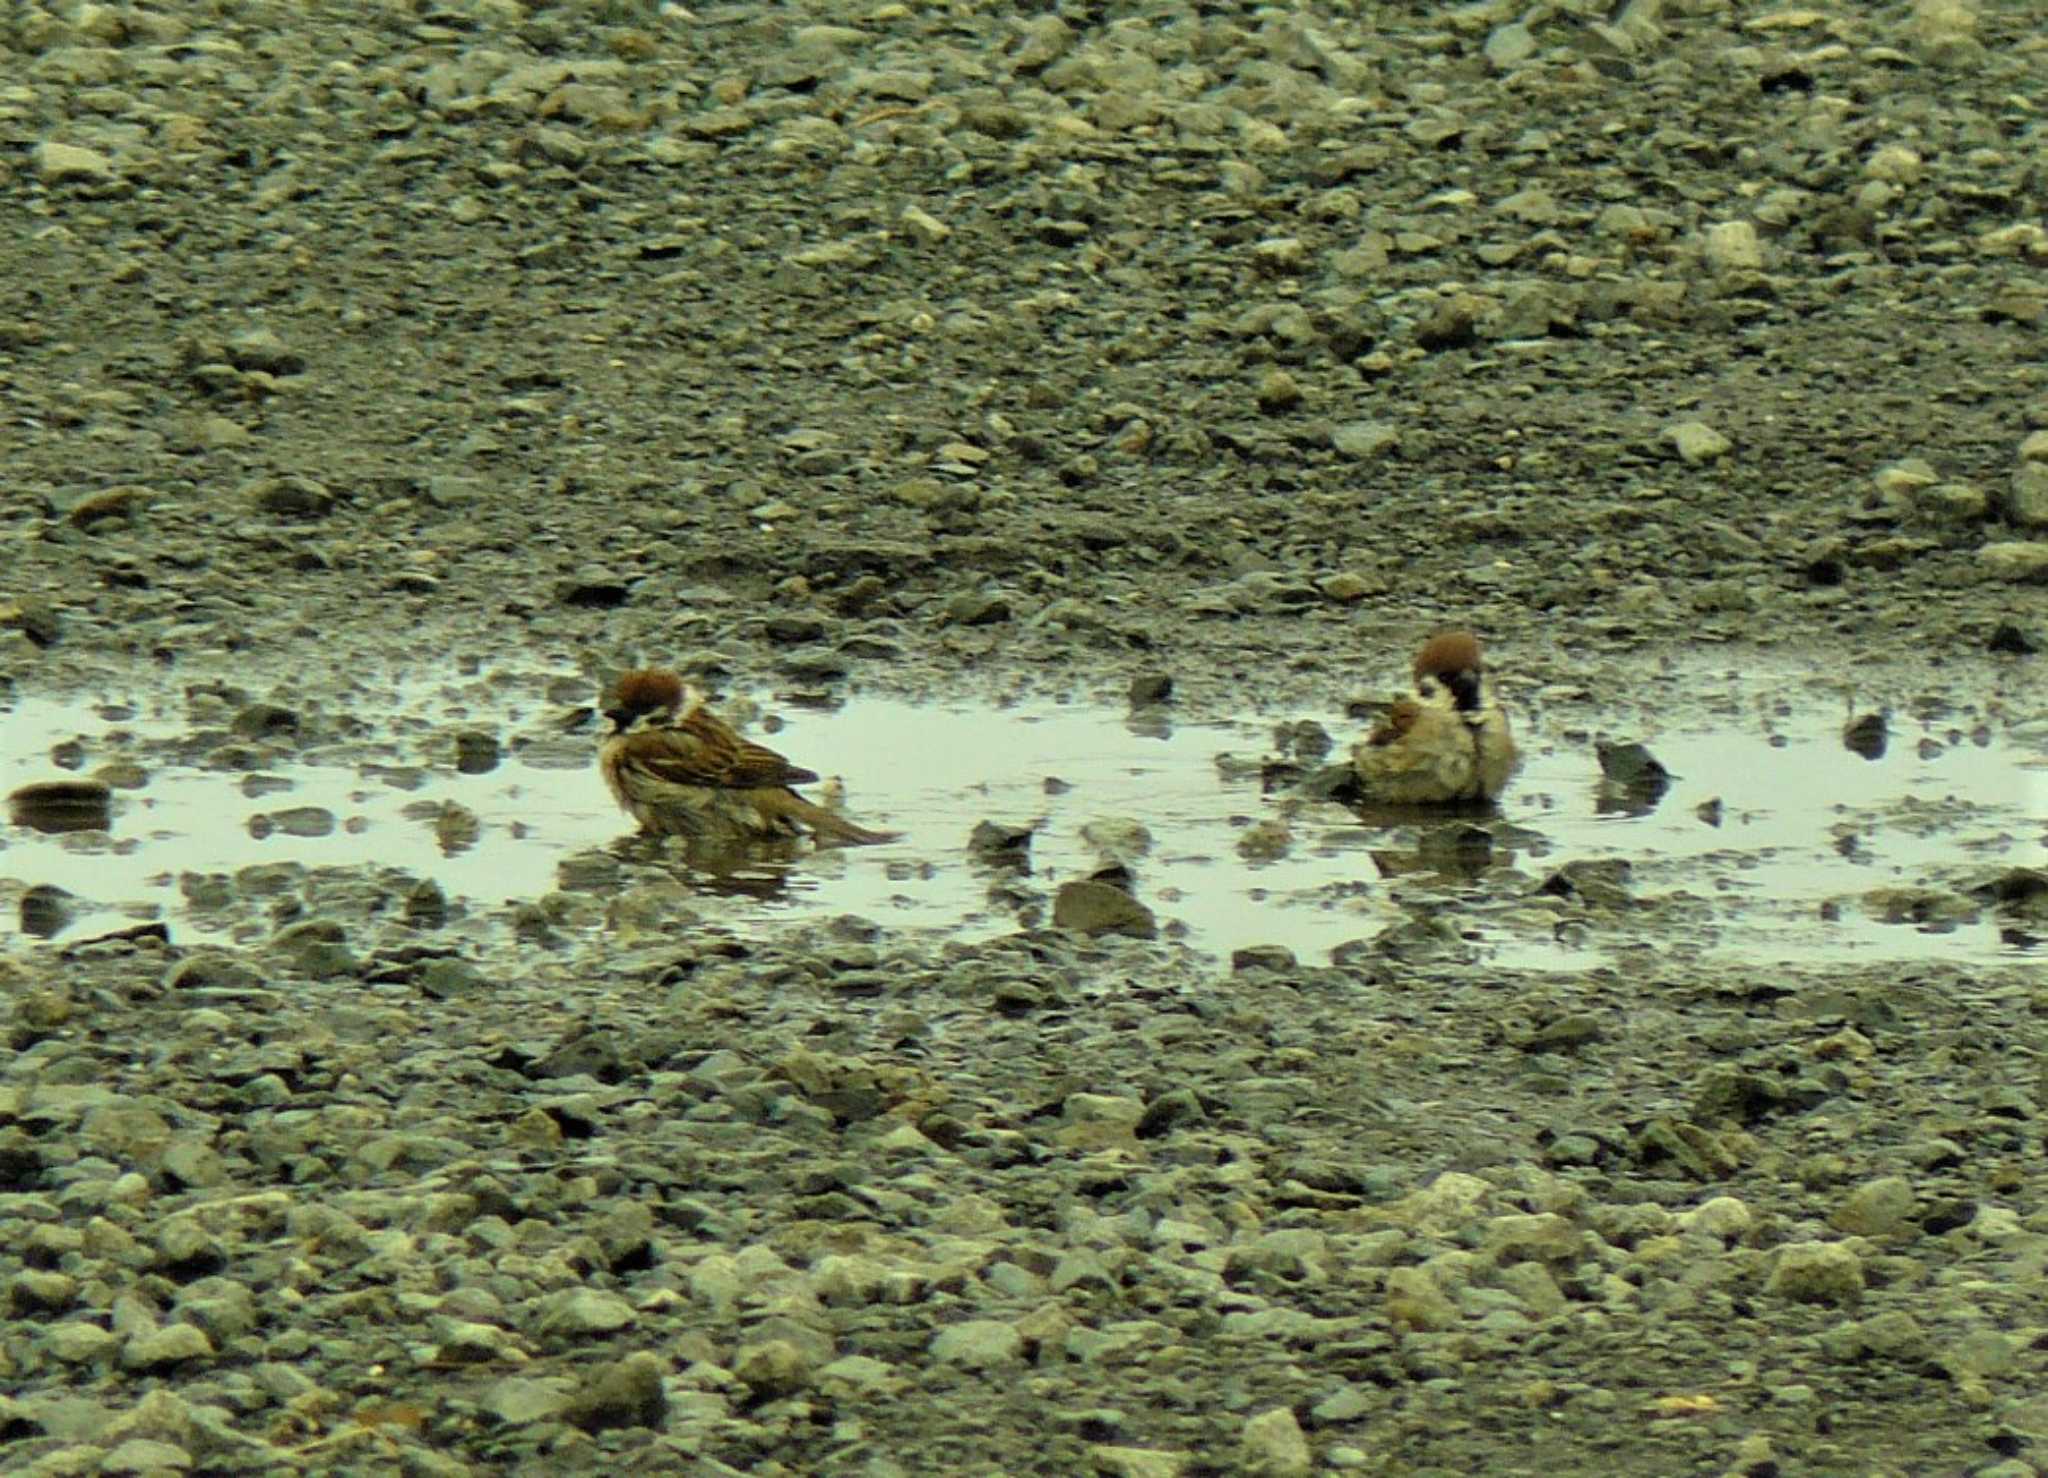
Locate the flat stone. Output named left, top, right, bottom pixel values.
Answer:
left=1978, top=542, right=2048, bottom=582
left=1053, top=879, right=1157, bottom=939
left=1766, top=1241, right=1864, bottom=1305
left=929, top=1319, right=1024, bottom=1369
left=36, top=141, right=115, bottom=183
left=1664, top=419, right=1732, bottom=464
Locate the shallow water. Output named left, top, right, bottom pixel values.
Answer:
left=2, top=677, right=2042, bottom=968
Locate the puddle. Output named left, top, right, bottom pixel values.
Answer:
left=3, top=677, right=2043, bottom=969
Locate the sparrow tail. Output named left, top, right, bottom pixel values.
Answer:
left=765, top=790, right=901, bottom=846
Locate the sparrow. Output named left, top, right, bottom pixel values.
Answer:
left=1351, top=631, right=1520, bottom=804
left=598, top=669, right=899, bottom=845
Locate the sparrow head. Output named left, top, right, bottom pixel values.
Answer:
left=1413, top=630, right=1487, bottom=713
left=604, top=668, right=687, bottom=731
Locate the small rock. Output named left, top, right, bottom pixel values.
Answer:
left=1331, top=420, right=1400, bottom=460
left=1231, top=945, right=1297, bottom=973
left=0, top=599, right=61, bottom=646
left=1413, top=295, right=1484, bottom=350
left=763, top=614, right=829, bottom=644
left=1832, top=1176, right=1917, bottom=1237
left=1318, top=571, right=1374, bottom=602
left=232, top=702, right=301, bottom=739
left=453, top=731, right=501, bottom=774
left=2007, top=464, right=2048, bottom=528
left=815, top=1354, right=897, bottom=1396
left=1979, top=542, right=2048, bottom=582
left=100, top=1439, right=195, bottom=1474
left=1384, top=1266, right=1462, bottom=1331
left=36, top=141, right=115, bottom=183
left=1236, top=819, right=1292, bottom=862
left=226, top=328, right=306, bottom=376
left=1087, top=1447, right=1189, bottom=1478
left=1255, top=368, right=1303, bottom=413
left=8, top=780, right=110, bottom=835
left=1987, top=622, right=2037, bottom=654
left=1678, top=1196, right=1753, bottom=1242
left=1128, top=671, right=1173, bottom=706
left=943, top=590, right=1011, bottom=626
left=929, top=1319, right=1024, bottom=1369
left=121, top=1324, right=215, bottom=1370
left=244, top=475, right=335, bottom=518
left=43, top=1321, right=120, bottom=1364
left=968, top=820, right=1034, bottom=863
left=1484, top=22, right=1539, bottom=70
left=1079, top=817, right=1152, bottom=863
left=483, top=1377, right=573, bottom=1427
left=1702, top=220, right=1764, bottom=272
left=1010, top=15, right=1073, bottom=71
left=1826, top=1310, right=1928, bottom=1364
left=1664, top=420, right=1732, bottom=464
left=266, top=806, right=335, bottom=838
left=1239, top=1406, right=1312, bottom=1477
left=63, top=484, right=153, bottom=529
left=1596, top=741, right=1674, bottom=791
left=1842, top=713, right=1888, bottom=760
left=1053, top=880, right=1157, bottom=939
left=1943, top=1328, right=2016, bottom=1380
left=1902, top=480, right=1990, bottom=525
left=1250, top=237, right=1306, bottom=274
left=1865, top=145, right=1923, bottom=184
left=434, top=801, right=480, bottom=853
left=557, top=566, right=633, bottom=608
left=1765, top=1241, right=1864, bottom=1305
left=417, top=957, right=483, bottom=999
left=900, top=204, right=950, bottom=244
left=734, top=1339, right=811, bottom=1399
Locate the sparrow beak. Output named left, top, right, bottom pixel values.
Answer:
left=603, top=706, right=632, bottom=731
left=1444, top=671, right=1481, bottom=711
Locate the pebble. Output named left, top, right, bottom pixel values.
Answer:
left=1765, top=1241, right=1865, bottom=1305
left=35, top=140, right=115, bottom=183
left=1239, top=1406, right=1313, bottom=1477
left=1053, top=879, right=1158, bottom=939
left=929, top=1319, right=1024, bottom=1369
left=1977, top=542, right=2048, bottom=582
left=1664, top=420, right=1733, bottom=465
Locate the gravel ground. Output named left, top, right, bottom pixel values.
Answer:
left=3, top=1, right=2047, bottom=1473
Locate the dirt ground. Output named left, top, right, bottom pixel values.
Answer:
left=2, top=1, right=2047, bottom=1474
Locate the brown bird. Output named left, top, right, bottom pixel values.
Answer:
left=598, top=669, right=899, bottom=845
left=1351, top=631, right=1520, bottom=804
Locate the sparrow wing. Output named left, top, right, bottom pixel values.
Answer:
left=613, top=725, right=736, bottom=790
left=677, top=709, right=822, bottom=788
left=1364, top=697, right=1423, bottom=748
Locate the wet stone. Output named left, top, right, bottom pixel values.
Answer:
left=1053, top=879, right=1158, bottom=940
left=561, top=1351, right=667, bottom=1432
left=243, top=475, right=334, bottom=518
left=452, top=730, right=501, bottom=773
left=929, top=1319, right=1024, bottom=1369
left=9, top=778, right=112, bottom=833
left=1766, top=1241, right=1865, bottom=1305
left=1832, top=1176, right=1918, bottom=1237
